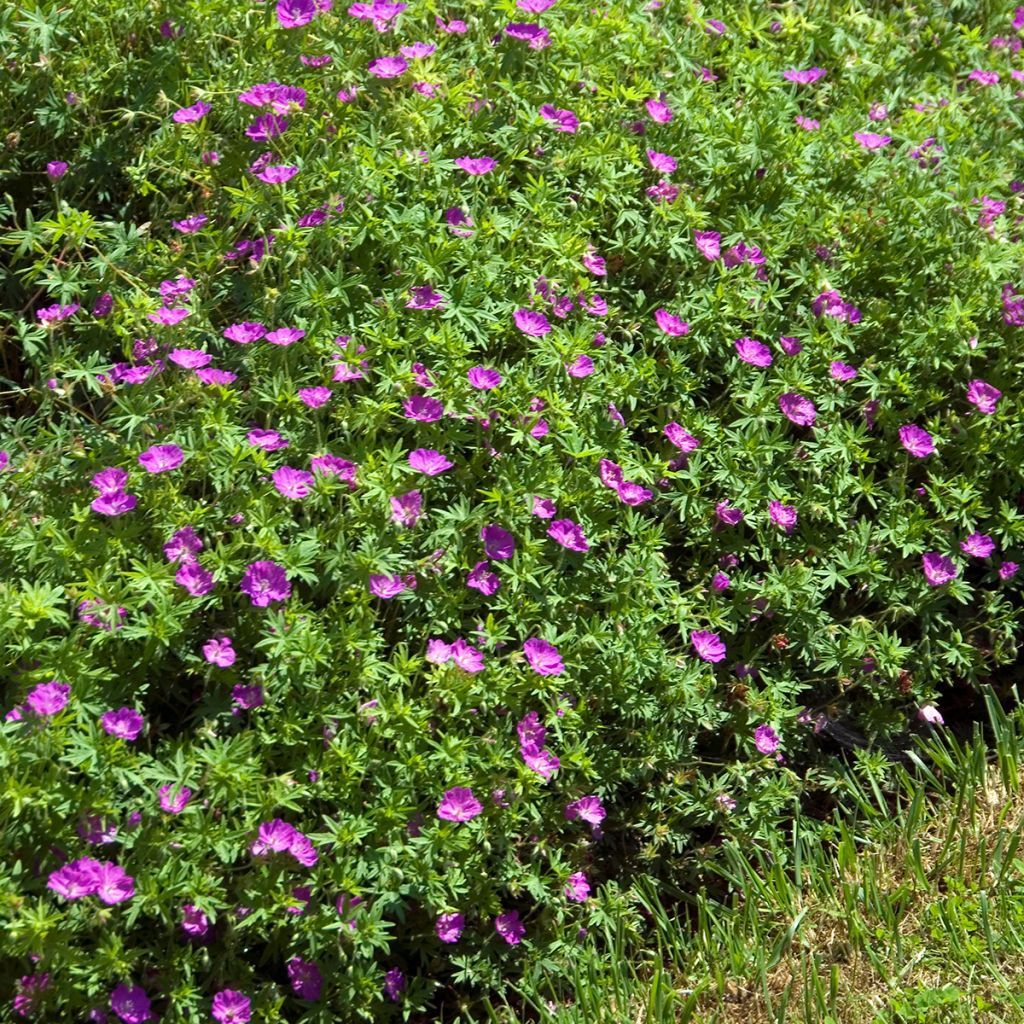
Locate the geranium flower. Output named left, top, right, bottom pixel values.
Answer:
left=158, top=784, right=192, bottom=813
left=241, top=561, right=291, bottom=606
left=212, top=989, right=251, bottom=1024
left=691, top=630, right=726, bottom=663
left=654, top=309, right=689, bottom=335
left=232, top=684, right=264, bottom=711
left=406, top=285, right=445, bottom=310
left=255, top=164, right=299, bottom=184
left=830, top=361, right=858, bottom=381
left=467, top=561, right=500, bottom=595
left=298, top=386, right=332, bottom=408
left=91, top=490, right=137, bottom=516
left=437, top=786, right=483, bottom=821
left=966, top=379, right=1001, bottom=414
left=368, top=55, right=408, bottom=77
left=565, top=795, right=605, bottom=828
left=266, top=327, right=304, bottom=346
left=455, top=156, right=496, bottom=175
left=768, top=500, right=798, bottom=534
left=922, top=552, right=957, bottom=586
left=646, top=98, right=673, bottom=122
left=898, top=424, right=935, bottom=457
left=408, top=448, right=452, bottom=475
left=548, top=518, right=589, bottom=551
left=176, top=562, right=214, bottom=596
left=450, top=637, right=485, bottom=672
left=854, top=132, right=891, bottom=150
left=248, top=429, right=290, bottom=450
left=391, top=490, right=423, bottom=527
left=523, top=638, right=564, bottom=675
left=565, top=872, right=590, bottom=901
left=26, top=681, right=70, bottom=716
left=481, top=524, right=515, bottom=559
left=101, top=708, right=144, bottom=741
left=783, top=67, right=827, bottom=84
left=273, top=466, right=315, bottom=499
left=203, top=637, right=236, bottom=667
left=404, top=394, right=444, bottom=421
left=436, top=912, right=465, bottom=943
left=138, top=444, right=184, bottom=473
left=172, top=101, right=210, bottom=123
left=287, top=958, right=323, bottom=1000
left=566, top=355, right=594, bottom=378
left=779, top=393, right=817, bottom=426
left=368, top=573, right=413, bottom=599
left=664, top=422, right=701, bottom=452
left=224, top=322, right=267, bottom=343
left=754, top=724, right=780, bottom=754
left=514, top=308, right=552, bottom=335
left=961, top=533, right=995, bottom=558
left=539, top=104, right=579, bottom=132
left=147, top=306, right=190, bottom=325
left=110, top=984, right=152, bottom=1024
left=734, top=338, right=772, bottom=366
left=531, top=496, right=556, bottom=518
left=778, top=336, right=804, bottom=356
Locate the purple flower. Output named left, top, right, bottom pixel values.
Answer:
left=645, top=149, right=676, bottom=174
left=654, top=309, right=689, bottom=335
left=566, top=354, right=595, bottom=378
left=383, top=968, right=405, bottom=1002
left=164, top=526, right=202, bottom=563
left=664, top=422, right=701, bottom=452
left=369, top=573, right=415, bottom=599
left=917, top=705, right=944, bottom=725
left=232, top=684, right=264, bottom=711
left=1000, top=562, right=1019, bottom=581
left=495, top=910, right=526, bottom=945
left=779, top=393, right=817, bottom=427
left=391, top=490, right=423, bottom=527
left=968, top=69, right=1000, bottom=85
left=173, top=101, right=211, bottom=123
left=91, top=491, right=137, bottom=516
left=481, top=524, right=516, bottom=560
left=211, top=989, right=251, bottom=1024
left=693, top=229, right=720, bottom=260
left=532, top=496, right=556, bottom=518
left=203, top=636, right=236, bottom=667
left=277, top=0, right=317, bottom=27
left=255, top=164, right=299, bottom=184
left=783, top=67, right=827, bottom=84
left=523, top=747, right=560, bottom=779
left=715, top=501, right=744, bottom=526
left=778, top=336, right=804, bottom=356
left=966, top=379, right=1001, bottom=414
left=922, top=552, right=957, bottom=586
left=514, top=308, right=552, bottom=335
left=404, top=394, right=444, bottom=421
left=830, top=361, right=858, bottom=381
left=446, top=206, right=475, bottom=236
left=272, top=466, right=315, bottom=499
left=504, top=21, right=550, bottom=47
left=176, top=561, right=214, bottom=596
left=734, top=337, right=772, bottom=367
left=297, top=386, right=332, bottom=408
left=94, top=862, right=135, bottom=905
left=565, top=871, right=590, bottom=902
left=961, top=533, right=995, bottom=558
left=47, top=160, right=69, bottom=179
left=450, top=637, right=485, bottom=672
left=368, top=55, right=409, bottom=78
left=691, top=630, right=726, bottom=663
left=48, top=857, right=102, bottom=899
left=288, top=958, right=323, bottom=1001
left=564, top=795, right=606, bottom=828
left=248, top=428, right=289, bottom=450
left=311, top=455, right=357, bottom=487
left=898, top=424, right=935, bottom=458
left=101, top=708, right=144, bottom=741
left=539, top=104, right=579, bottom=133
left=224, top=322, right=267, bottom=344
left=795, top=115, right=820, bottom=130
left=467, top=560, right=500, bottom=595
left=172, top=214, right=207, bottom=233
left=181, top=904, right=211, bottom=940
left=13, top=973, right=50, bottom=1018
left=437, top=786, right=483, bottom=822
left=241, top=561, right=291, bottom=606
left=645, top=98, right=673, bottom=123
left=768, top=500, right=798, bottom=534
left=548, top=518, right=589, bottom=552
left=408, top=448, right=453, bottom=475
left=265, top=327, right=304, bottom=346
left=436, top=912, right=465, bottom=943
left=147, top=306, right=190, bottom=325
left=169, top=348, right=210, bottom=369
left=854, top=132, right=891, bottom=150
left=37, top=302, right=79, bottom=323
left=25, top=681, right=70, bottom=716
left=405, top=284, right=445, bottom=310
left=138, top=444, right=184, bottom=473
left=159, top=784, right=192, bottom=813
left=110, top=985, right=152, bottom=1024
left=523, top=637, right=564, bottom=675
left=455, top=155, right=497, bottom=175
left=468, top=366, right=502, bottom=389
left=754, top=724, right=780, bottom=754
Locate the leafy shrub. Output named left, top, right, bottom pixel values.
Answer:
left=1, top=0, right=1024, bottom=1019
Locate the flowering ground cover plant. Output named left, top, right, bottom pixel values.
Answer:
left=2, top=0, right=1024, bottom=1019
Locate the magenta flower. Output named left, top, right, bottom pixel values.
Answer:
left=783, top=67, right=827, bottom=84
left=830, top=361, right=858, bottom=381
left=446, top=206, right=474, bottom=236
left=401, top=40, right=436, bottom=57
left=455, top=155, right=496, bottom=175
left=795, top=115, right=820, bottom=130
left=532, top=496, right=556, bottom=518
left=481, top=524, right=516, bottom=560
left=169, top=348, right=210, bottom=369
left=13, top=973, right=50, bottom=1018
left=232, top=684, right=264, bottom=711
left=922, top=552, right=957, bottom=586
left=298, top=386, right=332, bottom=408
left=172, top=101, right=211, bottom=123
left=25, top=681, right=70, bottom=716
left=101, top=708, right=144, bottom=741
left=654, top=308, right=689, bottom=335
left=645, top=98, right=673, bottom=122
left=147, top=306, right=190, bottom=325
left=566, top=354, right=595, bottom=378
left=548, top=518, right=589, bottom=552
left=248, top=428, right=289, bottom=450
left=917, top=705, right=944, bottom=725
left=505, top=21, right=550, bottom=47
left=468, top=366, right=502, bottom=390
left=265, top=327, right=304, bottom=346
left=523, top=637, right=564, bottom=675
left=277, top=0, right=316, bottom=26
left=565, top=795, right=606, bottom=828
left=523, top=747, right=560, bottom=779
left=715, top=501, right=744, bottom=526
left=203, top=636, right=236, bottom=667
left=961, top=533, right=995, bottom=558
left=368, top=55, right=408, bottom=78
left=437, top=786, right=483, bottom=822
left=754, top=724, right=780, bottom=754
left=286, top=958, right=323, bottom=1001
left=408, top=448, right=453, bottom=475
left=255, top=164, right=299, bottom=184
left=404, top=394, right=444, bottom=421
left=436, top=911, right=465, bottom=943
left=406, top=285, right=445, bottom=310
left=898, top=424, right=935, bottom=458
left=664, top=422, right=701, bottom=452
left=691, top=630, right=726, bottom=663
left=383, top=968, right=405, bottom=1002
left=565, top=871, right=590, bottom=902
left=48, top=857, right=103, bottom=899
left=779, top=393, right=817, bottom=426
left=273, top=466, right=315, bottom=499
left=467, top=561, right=500, bottom=595
left=37, top=302, right=79, bottom=323
left=1000, top=562, right=1019, bottom=580
left=159, top=784, right=192, bottom=813
left=312, top=455, right=358, bottom=487
left=91, top=466, right=128, bottom=493
left=176, top=561, right=214, bottom=596
left=172, top=214, right=207, bottom=233
left=47, top=160, right=69, bottom=179
left=617, top=480, right=653, bottom=505
left=968, top=69, right=999, bottom=85
left=778, top=335, right=804, bottom=356
left=450, top=637, right=485, bottom=672
left=211, top=989, right=251, bottom=1024
left=768, top=500, right=798, bottom=534
left=240, top=560, right=292, bottom=606
left=368, top=573, right=414, bottom=599
left=94, top=861, right=135, bottom=905
left=734, top=337, right=772, bottom=366
left=391, top=490, right=423, bottom=527
left=854, top=132, right=891, bottom=150
left=693, top=229, right=720, bottom=260
left=138, top=444, right=184, bottom=473
left=110, top=984, right=152, bottom=1024
left=495, top=910, right=526, bottom=945
left=224, top=322, right=267, bottom=344
left=966, top=379, right=1001, bottom=414
left=646, top=149, right=678, bottom=174
left=164, top=525, right=202, bottom=563
left=539, top=104, right=579, bottom=132
left=251, top=818, right=297, bottom=856
left=182, top=904, right=211, bottom=939
left=91, top=490, right=137, bottom=516
left=514, top=308, right=552, bottom=335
